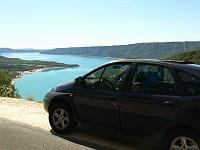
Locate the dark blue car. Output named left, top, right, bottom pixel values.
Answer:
left=43, top=59, right=200, bottom=150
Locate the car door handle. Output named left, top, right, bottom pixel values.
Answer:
left=165, top=101, right=175, bottom=107
left=109, top=96, right=117, bottom=100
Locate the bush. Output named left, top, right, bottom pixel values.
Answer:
left=0, top=71, right=20, bottom=98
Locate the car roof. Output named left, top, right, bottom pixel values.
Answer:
left=109, top=59, right=200, bottom=75
left=109, top=59, right=195, bottom=65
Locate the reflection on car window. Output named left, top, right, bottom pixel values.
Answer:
left=131, top=64, right=175, bottom=95
left=84, top=63, right=131, bottom=90
left=85, top=68, right=104, bottom=87
left=176, top=70, right=200, bottom=95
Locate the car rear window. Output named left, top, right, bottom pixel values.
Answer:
left=176, top=70, right=200, bottom=95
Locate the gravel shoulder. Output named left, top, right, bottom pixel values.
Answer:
left=0, top=97, right=50, bottom=130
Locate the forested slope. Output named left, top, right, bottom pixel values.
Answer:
left=0, top=56, right=79, bottom=78
left=165, top=49, right=200, bottom=64
left=41, top=41, right=200, bottom=59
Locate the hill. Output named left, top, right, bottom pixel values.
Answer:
left=0, top=56, right=79, bottom=79
left=0, top=48, right=42, bottom=53
left=164, top=49, right=200, bottom=64
left=40, top=41, right=200, bottom=59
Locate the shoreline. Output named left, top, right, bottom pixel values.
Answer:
left=11, top=68, right=50, bottom=84
left=11, top=66, right=71, bottom=84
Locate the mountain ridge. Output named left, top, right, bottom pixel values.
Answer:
left=0, top=48, right=41, bottom=53
left=1, top=41, right=200, bottom=59
left=40, top=41, right=200, bottom=59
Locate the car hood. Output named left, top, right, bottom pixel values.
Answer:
left=51, top=81, right=75, bottom=93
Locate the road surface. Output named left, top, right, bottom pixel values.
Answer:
left=0, top=97, right=162, bottom=150
left=0, top=117, right=91, bottom=150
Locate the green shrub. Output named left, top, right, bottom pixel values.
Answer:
left=0, top=71, right=20, bottom=98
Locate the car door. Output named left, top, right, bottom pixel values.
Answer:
left=74, top=62, right=132, bottom=129
left=120, top=63, right=183, bottom=135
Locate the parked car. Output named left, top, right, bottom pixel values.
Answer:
left=43, top=59, right=200, bottom=150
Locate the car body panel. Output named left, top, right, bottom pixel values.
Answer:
left=120, top=92, right=183, bottom=136
left=74, top=87, right=121, bottom=129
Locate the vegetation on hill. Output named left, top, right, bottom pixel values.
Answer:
left=0, top=56, right=79, bottom=77
left=0, top=56, right=79, bottom=98
left=164, top=49, right=200, bottom=64
left=0, top=56, right=79, bottom=78
left=41, top=41, right=200, bottom=59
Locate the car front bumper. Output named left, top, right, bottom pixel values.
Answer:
left=43, top=94, right=50, bottom=113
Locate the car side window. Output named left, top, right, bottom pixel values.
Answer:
left=131, top=64, right=175, bottom=95
left=84, top=68, right=104, bottom=88
left=84, top=63, right=131, bottom=90
left=176, top=70, right=200, bottom=95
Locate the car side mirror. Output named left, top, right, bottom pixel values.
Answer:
left=75, top=76, right=84, bottom=87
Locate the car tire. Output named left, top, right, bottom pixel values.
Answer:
left=49, top=103, right=77, bottom=134
left=164, top=129, right=200, bottom=150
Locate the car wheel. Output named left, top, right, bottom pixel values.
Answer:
left=164, top=129, right=200, bottom=150
left=49, top=103, right=77, bottom=134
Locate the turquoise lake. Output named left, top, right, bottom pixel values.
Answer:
left=1, top=53, right=114, bottom=101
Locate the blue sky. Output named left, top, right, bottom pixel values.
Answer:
left=0, top=0, right=200, bottom=49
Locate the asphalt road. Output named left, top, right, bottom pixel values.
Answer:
left=0, top=117, right=91, bottom=150
left=54, top=124, right=163, bottom=150
left=0, top=97, right=162, bottom=150
left=0, top=117, right=162, bottom=150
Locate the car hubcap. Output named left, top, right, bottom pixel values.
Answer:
left=52, top=108, right=69, bottom=130
left=170, top=136, right=199, bottom=150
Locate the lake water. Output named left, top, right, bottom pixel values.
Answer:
left=1, top=53, right=114, bottom=101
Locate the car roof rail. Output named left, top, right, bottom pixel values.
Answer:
left=163, top=60, right=195, bottom=64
